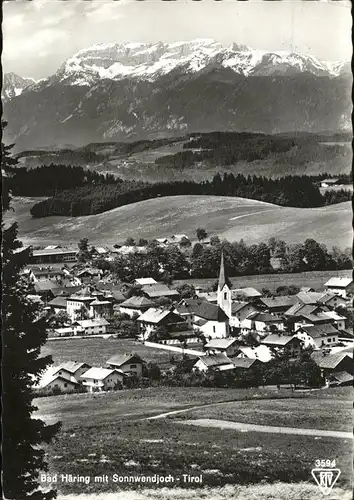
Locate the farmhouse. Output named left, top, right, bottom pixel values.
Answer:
left=324, top=277, right=354, bottom=298
left=204, top=338, right=240, bottom=357
left=295, top=324, right=340, bottom=349
left=232, top=357, right=262, bottom=370
left=53, top=361, right=91, bottom=380
left=141, top=283, right=180, bottom=300
left=66, top=288, right=96, bottom=320
left=241, top=312, right=284, bottom=335
left=106, top=353, right=144, bottom=378
left=261, top=334, right=303, bottom=357
left=119, top=296, right=156, bottom=317
left=311, top=352, right=354, bottom=382
left=89, top=298, right=113, bottom=319
left=322, top=310, right=346, bottom=330
left=35, top=366, right=81, bottom=393
left=257, top=295, right=298, bottom=314
left=80, top=367, right=124, bottom=392
left=193, top=354, right=235, bottom=372
left=73, top=318, right=109, bottom=335
left=229, top=301, right=259, bottom=328
left=137, top=308, right=187, bottom=340
left=320, top=178, right=339, bottom=188
left=317, top=292, right=348, bottom=309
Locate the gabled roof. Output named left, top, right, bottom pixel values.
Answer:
left=296, top=291, right=324, bottom=305
left=106, top=353, right=142, bottom=367
left=328, top=371, right=353, bottom=384
left=137, top=308, right=177, bottom=324
left=54, top=361, right=90, bottom=374
left=284, top=302, right=319, bottom=317
left=89, top=299, right=112, bottom=306
left=238, top=345, right=272, bottom=363
left=232, top=358, right=259, bottom=369
left=205, top=338, right=239, bottom=349
left=231, top=287, right=262, bottom=299
left=197, top=291, right=218, bottom=303
left=297, top=324, right=339, bottom=338
left=246, top=312, right=282, bottom=323
left=262, top=334, right=299, bottom=346
left=80, top=367, right=123, bottom=380
left=259, top=296, right=298, bottom=309
left=120, top=296, right=156, bottom=309
left=141, top=283, right=179, bottom=298
left=318, top=292, right=345, bottom=304
left=231, top=301, right=253, bottom=315
left=301, top=312, right=334, bottom=324
left=311, top=352, right=352, bottom=370
left=176, top=299, right=227, bottom=322
left=325, top=277, right=353, bottom=288
left=134, top=277, right=157, bottom=285
left=34, top=280, right=62, bottom=292
left=47, top=296, right=67, bottom=308
left=197, top=354, right=234, bottom=368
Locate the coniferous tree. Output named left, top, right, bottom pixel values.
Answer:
left=2, top=122, right=61, bottom=500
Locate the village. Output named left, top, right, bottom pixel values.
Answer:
left=22, top=235, right=353, bottom=395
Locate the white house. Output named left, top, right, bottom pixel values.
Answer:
left=53, top=361, right=91, bottom=381
left=230, top=301, right=259, bottom=328
left=241, top=312, right=284, bottom=335
left=35, top=366, right=81, bottom=393
left=134, top=277, right=158, bottom=286
left=73, top=318, right=109, bottom=336
left=106, top=353, right=144, bottom=378
left=193, top=354, right=235, bottom=372
left=323, top=310, right=346, bottom=330
left=119, top=296, right=156, bottom=318
left=324, top=277, right=354, bottom=298
left=204, top=338, right=240, bottom=357
left=137, top=308, right=186, bottom=340
left=295, top=324, right=340, bottom=349
left=80, top=367, right=124, bottom=392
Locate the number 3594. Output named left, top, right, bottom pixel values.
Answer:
left=315, top=459, right=336, bottom=468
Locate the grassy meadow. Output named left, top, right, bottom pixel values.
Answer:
left=35, top=387, right=353, bottom=495
left=7, top=195, right=352, bottom=249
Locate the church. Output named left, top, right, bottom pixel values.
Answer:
left=217, top=252, right=260, bottom=329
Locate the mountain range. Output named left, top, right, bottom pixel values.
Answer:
left=2, top=40, right=352, bottom=150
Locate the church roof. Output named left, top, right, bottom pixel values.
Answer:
left=218, top=251, right=227, bottom=290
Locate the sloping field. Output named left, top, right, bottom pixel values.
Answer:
left=6, top=196, right=352, bottom=249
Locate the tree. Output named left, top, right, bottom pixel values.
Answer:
left=78, top=237, right=90, bottom=262
left=137, top=238, right=148, bottom=247
left=124, top=237, right=136, bottom=247
left=2, top=123, right=61, bottom=499
left=179, top=236, right=191, bottom=249
left=196, top=228, right=208, bottom=242
left=176, top=283, right=196, bottom=299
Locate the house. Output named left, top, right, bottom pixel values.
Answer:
left=80, top=367, right=124, bottom=392
left=174, top=301, right=196, bottom=329
left=257, top=296, right=298, bottom=314
left=324, top=277, right=354, bottom=298
left=204, top=338, right=240, bottom=357
left=229, top=301, right=259, bottom=329
left=47, top=296, right=67, bottom=313
left=66, top=287, right=96, bottom=320
left=30, top=247, right=78, bottom=264
left=141, top=283, right=180, bottom=301
left=296, top=291, right=325, bottom=305
left=311, top=351, right=354, bottom=380
left=106, top=353, right=144, bottom=378
left=89, top=298, right=113, bottom=319
left=53, top=326, right=76, bottom=337
left=119, top=296, right=156, bottom=318
left=168, top=234, right=190, bottom=246
left=193, top=354, right=235, bottom=372
left=77, top=268, right=102, bottom=283
left=261, top=334, right=303, bottom=357
left=134, top=277, right=157, bottom=286
left=322, top=311, right=346, bottom=330
left=295, top=324, right=340, bottom=349
left=241, top=312, right=284, bottom=335
left=73, top=318, right=109, bottom=335
left=53, top=361, right=91, bottom=380
left=137, top=308, right=186, bottom=340
left=232, top=357, right=262, bottom=370
left=35, top=366, right=81, bottom=393
left=30, top=266, right=65, bottom=282
left=294, top=311, right=335, bottom=331
left=317, top=292, right=348, bottom=310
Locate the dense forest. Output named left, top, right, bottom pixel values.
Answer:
left=8, top=164, right=117, bottom=197
left=28, top=169, right=352, bottom=218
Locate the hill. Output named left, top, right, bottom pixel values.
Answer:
left=7, top=196, right=352, bottom=249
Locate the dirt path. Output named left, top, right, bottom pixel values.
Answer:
left=178, top=418, right=353, bottom=439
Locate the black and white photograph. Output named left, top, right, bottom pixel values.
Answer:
left=2, top=1, right=353, bottom=499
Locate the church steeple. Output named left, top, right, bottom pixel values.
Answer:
left=218, top=250, right=226, bottom=291
left=217, top=250, right=231, bottom=319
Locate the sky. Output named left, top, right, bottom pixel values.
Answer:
left=3, top=0, right=352, bottom=79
